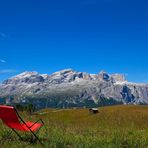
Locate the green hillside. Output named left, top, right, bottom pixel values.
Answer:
left=1, top=105, right=148, bottom=148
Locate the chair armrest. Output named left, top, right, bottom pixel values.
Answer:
left=29, top=119, right=44, bottom=128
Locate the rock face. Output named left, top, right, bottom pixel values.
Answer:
left=111, top=74, right=126, bottom=82
left=3, top=71, right=45, bottom=84
left=98, top=71, right=111, bottom=81
left=0, top=68, right=148, bottom=109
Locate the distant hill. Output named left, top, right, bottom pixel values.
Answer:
left=0, top=69, right=148, bottom=109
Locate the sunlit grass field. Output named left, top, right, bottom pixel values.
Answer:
left=0, top=105, right=148, bottom=148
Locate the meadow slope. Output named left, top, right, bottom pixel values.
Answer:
left=0, top=105, right=148, bottom=148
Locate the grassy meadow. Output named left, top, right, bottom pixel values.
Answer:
left=0, top=105, right=148, bottom=148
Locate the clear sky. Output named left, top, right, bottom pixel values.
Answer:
left=0, top=0, right=148, bottom=83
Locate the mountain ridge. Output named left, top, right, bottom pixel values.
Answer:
left=0, top=68, right=148, bottom=109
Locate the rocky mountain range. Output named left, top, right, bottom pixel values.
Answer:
left=0, top=69, right=148, bottom=109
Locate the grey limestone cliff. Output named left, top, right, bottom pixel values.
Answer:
left=0, top=69, right=148, bottom=109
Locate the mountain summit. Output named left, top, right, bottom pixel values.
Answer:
left=0, top=69, right=148, bottom=109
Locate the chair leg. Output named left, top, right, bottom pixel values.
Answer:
left=30, top=130, right=43, bottom=145
left=28, top=125, right=44, bottom=145
left=12, top=129, right=23, bottom=140
left=5, top=130, right=13, bottom=139
left=10, top=127, right=44, bottom=146
left=1, top=130, right=13, bottom=140
left=12, top=129, right=43, bottom=145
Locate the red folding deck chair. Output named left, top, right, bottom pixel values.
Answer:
left=0, top=105, right=44, bottom=143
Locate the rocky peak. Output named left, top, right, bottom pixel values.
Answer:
left=82, top=72, right=92, bottom=80
left=41, top=74, right=49, bottom=80
left=98, top=71, right=110, bottom=81
left=49, top=69, right=83, bottom=83
left=52, top=68, right=74, bottom=75
left=14, top=71, right=39, bottom=78
left=90, top=74, right=98, bottom=80
left=3, top=71, right=44, bottom=85
left=111, top=74, right=126, bottom=82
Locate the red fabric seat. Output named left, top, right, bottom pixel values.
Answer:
left=22, top=121, right=42, bottom=132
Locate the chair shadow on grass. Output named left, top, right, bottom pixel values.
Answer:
left=0, top=130, right=48, bottom=146
left=0, top=131, right=44, bottom=144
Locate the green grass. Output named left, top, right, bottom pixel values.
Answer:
left=1, top=105, right=148, bottom=147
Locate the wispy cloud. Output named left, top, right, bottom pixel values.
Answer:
left=0, top=69, right=17, bottom=74
left=0, top=32, right=6, bottom=38
left=0, top=59, right=6, bottom=63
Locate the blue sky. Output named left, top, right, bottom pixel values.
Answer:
left=0, top=0, right=148, bottom=83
